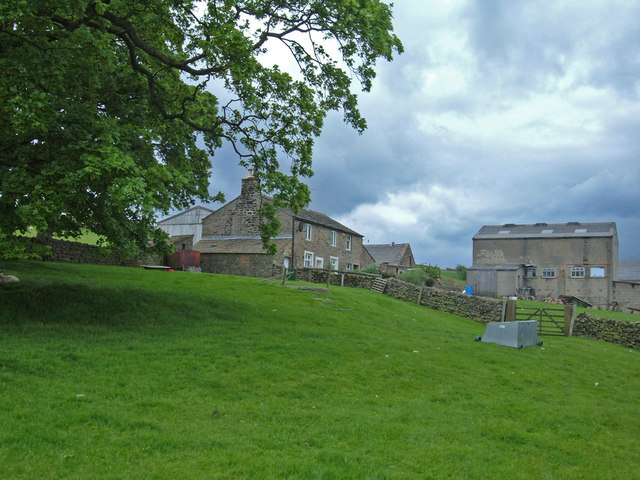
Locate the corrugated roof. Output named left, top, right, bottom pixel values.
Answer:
left=474, top=222, right=617, bottom=240
left=365, top=243, right=410, bottom=265
left=157, top=205, right=215, bottom=225
left=618, top=259, right=640, bottom=282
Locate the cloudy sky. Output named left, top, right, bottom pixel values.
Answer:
left=209, top=0, right=640, bottom=267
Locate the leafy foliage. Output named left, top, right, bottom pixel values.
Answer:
left=398, top=264, right=441, bottom=287
left=455, top=264, right=468, bottom=281
left=0, top=0, right=402, bottom=256
left=360, top=262, right=380, bottom=274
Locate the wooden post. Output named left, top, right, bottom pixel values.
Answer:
left=564, top=303, right=577, bottom=336
left=326, top=270, right=331, bottom=291
left=505, top=298, right=517, bottom=322
left=281, top=266, right=287, bottom=286
left=417, top=286, right=424, bottom=305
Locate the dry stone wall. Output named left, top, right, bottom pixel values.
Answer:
left=573, top=312, right=640, bottom=349
left=384, top=278, right=503, bottom=323
left=24, top=237, right=161, bottom=267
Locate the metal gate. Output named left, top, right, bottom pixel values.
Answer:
left=504, top=300, right=577, bottom=337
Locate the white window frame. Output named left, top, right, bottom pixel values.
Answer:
left=303, top=251, right=314, bottom=268
left=305, top=223, right=312, bottom=241
left=542, top=268, right=556, bottom=278
left=331, top=231, right=337, bottom=247
left=590, top=267, right=606, bottom=278
left=315, top=257, right=324, bottom=269
left=345, top=263, right=353, bottom=271
left=329, top=256, right=339, bottom=271
left=571, top=266, right=585, bottom=279
left=345, top=234, right=352, bottom=251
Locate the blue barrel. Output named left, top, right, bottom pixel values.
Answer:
left=465, top=285, right=473, bottom=295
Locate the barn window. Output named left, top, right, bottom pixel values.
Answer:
left=524, top=266, right=537, bottom=278
left=571, top=267, right=585, bottom=278
left=542, top=268, right=556, bottom=278
left=590, top=267, right=606, bottom=278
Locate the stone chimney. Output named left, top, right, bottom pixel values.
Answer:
left=241, top=169, right=258, bottom=201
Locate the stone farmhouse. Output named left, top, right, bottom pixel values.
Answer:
left=365, top=242, right=416, bottom=274
left=468, top=222, right=639, bottom=311
left=160, top=172, right=373, bottom=277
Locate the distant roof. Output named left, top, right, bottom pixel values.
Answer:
left=618, top=259, right=640, bottom=282
left=474, top=222, right=617, bottom=240
left=365, top=243, right=411, bottom=265
left=157, top=206, right=215, bottom=225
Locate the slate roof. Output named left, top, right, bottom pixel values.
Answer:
left=618, top=259, right=640, bottom=282
left=474, top=222, right=617, bottom=240
left=192, top=236, right=291, bottom=254
left=282, top=206, right=362, bottom=237
left=365, top=243, right=412, bottom=265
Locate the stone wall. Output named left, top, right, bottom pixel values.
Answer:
left=295, top=267, right=378, bottom=289
left=294, top=268, right=503, bottom=323
left=384, top=278, right=503, bottom=323
left=200, top=252, right=277, bottom=278
left=25, top=237, right=161, bottom=267
left=612, top=281, right=640, bottom=313
left=573, top=312, right=640, bottom=349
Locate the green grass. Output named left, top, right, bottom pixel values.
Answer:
left=16, top=228, right=104, bottom=245
left=1, top=261, right=639, bottom=479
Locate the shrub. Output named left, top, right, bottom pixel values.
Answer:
left=360, top=263, right=379, bottom=274
left=456, top=264, right=467, bottom=281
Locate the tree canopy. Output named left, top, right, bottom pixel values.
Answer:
left=0, top=0, right=402, bottom=256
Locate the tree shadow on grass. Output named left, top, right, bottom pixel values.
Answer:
left=0, top=280, right=243, bottom=332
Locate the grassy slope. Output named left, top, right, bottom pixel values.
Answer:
left=1, top=261, right=639, bottom=479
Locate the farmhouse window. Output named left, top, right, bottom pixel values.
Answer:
left=524, top=266, right=537, bottom=278
left=346, top=263, right=353, bottom=271
left=304, top=251, right=314, bottom=268
left=542, top=268, right=556, bottom=278
left=570, top=266, right=586, bottom=278
left=345, top=234, right=352, bottom=251
left=315, top=257, right=324, bottom=269
left=331, top=231, right=337, bottom=246
left=305, top=224, right=312, bottom=241
left=330, top=256, right=339, bottom=271
left=590, top=267, right=606, bottom=278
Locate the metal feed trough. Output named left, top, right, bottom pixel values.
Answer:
left=478, top=320, right=541, bottom=349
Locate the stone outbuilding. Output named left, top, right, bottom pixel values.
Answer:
left=191, top=172, right=369, bottom=277
left=365, top=242, right=416, bottom=274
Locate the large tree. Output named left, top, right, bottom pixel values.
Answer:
left=0, top=0, right=402, bottom=256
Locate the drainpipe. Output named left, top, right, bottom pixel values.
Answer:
left=291, top=216, right=295, bottom=269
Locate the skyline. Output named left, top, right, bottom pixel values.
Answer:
left=204, top=0, right=640, bottom=267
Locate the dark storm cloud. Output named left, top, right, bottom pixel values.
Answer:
left=202, top=0, right=640, bottom=267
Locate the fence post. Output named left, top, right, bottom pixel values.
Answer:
left=505, top=298, right=517, bottom=322
left=564, top=303, right=577, bottom=336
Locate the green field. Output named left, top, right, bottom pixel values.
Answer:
left=1, top=261, right=639, bottom=479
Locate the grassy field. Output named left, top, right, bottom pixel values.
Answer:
left=1, top=261, right=639, bottom=479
